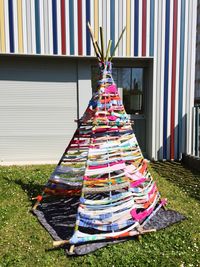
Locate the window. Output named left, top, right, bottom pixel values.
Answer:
left=91, top=66, right=144, bottom=114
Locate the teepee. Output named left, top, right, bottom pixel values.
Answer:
left=32, top=24, right=167, bottom=254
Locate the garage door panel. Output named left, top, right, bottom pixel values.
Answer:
left=0, top=83, right=77, bottom=107
left=0, top=136, right=73, bottom=161
left=0, top=57, right=77, bottom=163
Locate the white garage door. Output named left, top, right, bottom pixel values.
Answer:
left=0, top=56, right=77, bottom=163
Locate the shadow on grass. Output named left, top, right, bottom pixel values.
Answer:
left=3, top=177, right=44, bottom=199
left=151, top=161, right=200, bottom=202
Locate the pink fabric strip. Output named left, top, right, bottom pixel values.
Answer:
left=86, top=163, right=126, bottom=175
left=71, top=140, right=87, bottom=144
left=130, top=178, right=146, bottom=187
left=125, top=171, right=144, bottom=180
left=105, top=84, right=118, bottom=94
left=88, top=160, right=124, bottom=169
left=107, top=115, right=118, bottom=121
left=148, top=184, right=157, bottom=197
left=130, top=206, right=154, bottom=221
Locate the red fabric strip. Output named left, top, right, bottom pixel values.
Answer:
left=170, top=0, right=178, bottom=159
left=142, top=0, right=147, bottom=56
left=78, top=0, right=83, bottom=55
left=61, top=0, right=66, bottom=54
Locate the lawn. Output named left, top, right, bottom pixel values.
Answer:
left=0, top=162, right=199, bottom=267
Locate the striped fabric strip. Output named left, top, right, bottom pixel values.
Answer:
left=52, top=0, right=58, bottom=54
left=149, top=0, right=154, bottom=56
left=8, top=0, right=14, bottom=52
left=69, top=0, right=74, bottom=55
left=177, top=0, right=186, bottom=158
left=0, top=0, right=6, bottom=52
left=163, top=0, right=170, bottom=159
left=78, top=0, right=83, bottom=55
left=142, top=0, right=147, bottom=56
left=134, top=0, right=139, bottom=56
left=35, top=0, right=41, bottom=54
left=170, top=0, right=178, bottom=159
left=110, top=0, right=115, bottom=54
left=86, top=0, right=90, bottom=55
left=61, top=0, right=66, bottom=54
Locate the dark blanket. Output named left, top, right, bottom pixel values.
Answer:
left=32, top=196, right=185, bottom=256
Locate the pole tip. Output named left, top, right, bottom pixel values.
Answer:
left=53, top=240, right=69, bottom=247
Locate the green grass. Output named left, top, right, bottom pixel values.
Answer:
left=0, top=162, right=199, bottom=267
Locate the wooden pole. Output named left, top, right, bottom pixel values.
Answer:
left=87, top=22, right=101, bottom=60
left=109, top=27, right=126, bottom=61
left=53, top=239, right=69, bottom=247
left=105, top=40, right=112, bottom=61
left=100, top=27, right=105, bottom=61
left=95, top=41, right=102, bottom=58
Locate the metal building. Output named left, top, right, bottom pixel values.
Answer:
left=0, top=0, right=197, bottom=163
left=195, top=0, right=200, bottom=104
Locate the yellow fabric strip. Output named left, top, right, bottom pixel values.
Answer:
left=126, top=0, right=131, bottom=56
left=94, top=0, right=99, bottom=41
left=17, top=0, right=23, bottom=53
left=0, top=0, right=6, bottom=52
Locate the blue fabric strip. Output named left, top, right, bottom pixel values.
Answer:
left=177, top=0, right=185, bottom=158
left=134, top=0, right=139, bottom=56
left=163, top=0, right=170, bottom=159
left=149, top=0, right=154, bottom=56
left=69, top=0, right=74, bottom=55
left=35, top=0, right=41, bottom=54
left=79, top=218, right=134, bottom=231
left=86, top=0, right=91, bottom=55
left=52, top=0, right=58, bottom=54
left=110, top=0, right=115, bottom=54
left=8, top=0, right=14, bottom=53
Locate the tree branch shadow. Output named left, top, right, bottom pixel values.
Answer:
left=151, top=161, right=200, bottom=202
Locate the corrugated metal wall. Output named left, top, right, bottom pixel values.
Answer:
left=195, top=0, right=200, bottom=102
left=151, top=0, right=197, bottom=160
left=0, top=0, right=197, bottom=160
left=0, top=0, right=155, bottom=57
left=0, top=56, right=77, bottom=162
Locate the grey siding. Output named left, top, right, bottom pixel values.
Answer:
left=195, top=0, right=200, bottom=102
left=0, top=56, right=77, bottom=162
